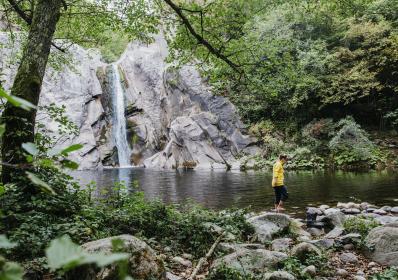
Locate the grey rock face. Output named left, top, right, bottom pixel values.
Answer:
left=339, top=252, right=358, bottom=263
left=248, top=213, right=291, bottom=243
left=364, top=223, right=398, bottom=266
left=213, top=249, right=287, bottom=275
left=69, top=235, right=166, bottom=280
left=271, top=238, right=293, bottom=252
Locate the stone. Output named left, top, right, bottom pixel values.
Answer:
left=353, top=276, right=366, bottom=280
left=263, top=271, right=296, bottom=280
left=213, top=249, right=288, bottom=275
left=336, top=269, right=349, bottom=277
left=339, top=252, right=358, bottom=263
left=381, top=206, right=392, bottom=212
left=67, top=235, right=166, bottom=280
left=297, top=235, right=311, bottom=242
left=337, top=202, right=348, bottom=209
left=248, top=213, right=291, bottom=243
left=319, top=205, right=330, bottom=211
left=368, top=262, right=377, bottom=268
left=364, top=223, right=398, bottom=266
left=307, top=227, right=324, bottom=237
left=375, top=215, right=398, bottom=225
left=217, top=243, right=265, bottom=254
left=343, top=244, right=354, bottom=250
left=325, top=227, right=344, bottom=239
left=324, top=208, right=341, bottom=215
left=271, top=238, right=293, bottom=252
left=321, top=211, right=346, bottom=229
left=373, top=209, right=387, bottom=215
left=360, top=202, right=369, bottom=210
left=307, top=207, right=323, bottom=215
left=391, top=207, right=398, bottom=214
left=338, top=233, right=362, bottom=245
left=291, top=242, right=322, bottom=262
left=172, top=256, right=192, bottom=268
left=182, top=253, right=193, bottom=260
left=342, top=208, right=361, bottom=215
left=166, top=272, right=182, bottom=280
left=301, top=265, right=316, bottom=277
left=366, top=208, right=378, bottom=213
left=310, top=239, right=335, bottom=249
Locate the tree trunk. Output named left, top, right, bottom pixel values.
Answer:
left=1, top=0, right=63, bottom=184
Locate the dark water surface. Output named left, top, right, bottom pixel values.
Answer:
left=72, top=168, right=398, bottom=215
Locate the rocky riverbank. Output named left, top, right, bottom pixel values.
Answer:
left=71, top=201, right=398, bottom=280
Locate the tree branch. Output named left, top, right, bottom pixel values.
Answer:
left=7, top=0, right=66, bottom=52
left=163, top=0, right=242, bottom=73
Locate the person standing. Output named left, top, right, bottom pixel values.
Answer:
left=272, top=154, right=288, bottom=212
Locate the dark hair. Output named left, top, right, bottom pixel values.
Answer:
left=279, top=154, right=288, bottom=160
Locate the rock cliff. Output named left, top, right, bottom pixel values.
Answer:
left=0, top=32, right=258, bottom=169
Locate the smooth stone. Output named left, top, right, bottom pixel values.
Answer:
left=291, top=242, right=321, bottom=262
left=342, top=208, right=361, bottom=215
left=301, top=265, right=316, bottom=276
left=172, top=256, right=192, bottom=268
left=375, top=215, right=398, bottom=225
left=337, top=202, right=348, bottom=209
left=368, top=262, right=377, bottom=268
left=339, top=252, right=358, bottom=263
left=373, top=209, right=387, bottom=215
left=343, top=244, right=354, bottom=250
left=319, top=205, right=330, bottom=211
left=321, top=211, right=346, bottom=228
left=307, top=207, right=323, bottom=215
left=263, top=271, right=296, bottom=280
left=391, top=207, right=398, bottom=214
left=307, top=227, right=324, bottom=237
left=381, top=206, right=392, bottom=212
left=339, top=233, right=362, bottom=245
left=271, top=238, right=293, bottom=252
left=310, top=239, right=335, bottom=249
left=325, top=227, right=344, bottom=239
left=248, top=213, right=291, bottom=243
left=366, top=208, right=377, bottom=213
left=336, top=269, right=349, bottom=277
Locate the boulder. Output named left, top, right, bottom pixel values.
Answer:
left=213, top=249, right=287, bottom=275
left=391, top=207, right=398, bottom=214
left=374, top=215, right=398, bottom=225
left=271, top=238, right=293, bottom=252
left=263, top=271, right=296, bottom=280
left=217, top=243, right=265, bottom=254
left=381, top=206, right=392, bottom=212
left=325, top=227, right=344, bottom=239
left=321, top=211, right=345, bottom=229
left=307, top=228, right=324, bottom=237
left=310, top=239, right=334, bottom=249
left=301, top=265, right=316, bottom=277
left=336, top=269, right=349, bottom=277
left=373, top=209, right=387, bottom=215
left=339, top=252, right=358, bottom=263
left=364, top=223, right=398, bottom=266
left=291, top=242, right=321, bottom=262
left=248, top=213, right=291, bottom=243
left=338, top=233, right=362, bottom=245
left=67, top=235, right=166, bottom=280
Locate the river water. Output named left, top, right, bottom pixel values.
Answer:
left=72, top=168, right=398, bottom=215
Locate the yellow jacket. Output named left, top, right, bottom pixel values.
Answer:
left=272, top=160, right=284, bottom=187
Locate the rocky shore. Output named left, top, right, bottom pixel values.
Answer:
left=71, top=201, right=398, bottom=280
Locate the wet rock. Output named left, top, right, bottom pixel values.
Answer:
left=271, top=238, right=293, bottom=252
left=310, top=239, right=334, bottom=249
left=319, top=205, right=330, bottom=211
left=364, top=223, right=398, bottom=266
left=325, top=227, right=344, bottom=239
left=366, top=208, right=378, bottom=213
left=391, top=207, right=398, bottom=214
left=306, top=207, right=323, bottom=215
left=263, top=271, right=296, bottom=280
left=172, top=256, right=192, bottom=268
left=301, top=265, right=316, bottom=277
left=339, top=252, right=358, bottom=263
left=248, top=213, right=291, bottom=243
left=373, top=209, right=387, bottom=215
left=324, top=208, right=341, bottom=215
left=291, top=242, right=321, bottom=262
left=375, top=215, right=398, bottom=225
left=68, top=235, right=166, bottom=280
left=213, top=249, right=287, bottom=274
left=342, top=208, right=361, bottom=215
left=381, top=206, right=392, bottom=212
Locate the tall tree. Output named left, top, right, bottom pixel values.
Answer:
left=1, top=0, right=64, bottom=183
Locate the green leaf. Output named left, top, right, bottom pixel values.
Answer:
left=0, top=87, right=36, bottom=111
left=46, top=235, right=129, bottom=272
left=26, top=172, right=55, bottom=195
left=61, top=159, right=79, bottom=170
left=21, top=142, right=39, bottom=156
left=0, top=124, right=5, bottom=138
left=0, top=261, right=24, bottom=280
left=0, top=235, right=16, bottom=249
left=60, top=144, right=83, bottom=156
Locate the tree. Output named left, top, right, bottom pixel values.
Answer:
left=0, top=0, right=158, bottom=184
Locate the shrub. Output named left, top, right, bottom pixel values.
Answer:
left=372, top=268, right=398, bottom=280
left=206, top=264, right=258, bottom=280
left=282, top=253, right=331, bottom=279
left=343, top=216, right=380, bottom=237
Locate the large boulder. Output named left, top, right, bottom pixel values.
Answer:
left=66, top=235, right=166, bottom=280
left=364, top=223, right=398, bottom=266
left=212, top=249, right=287, bottom=275
left=248, top=213, right=291, bottom=243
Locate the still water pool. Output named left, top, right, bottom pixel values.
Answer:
left=72, top=168, right=398, bottom=215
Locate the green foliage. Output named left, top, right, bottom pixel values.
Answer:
left=45, top=235, right=128, bottom=272
left=0, top=235, right=23, bottom=280
left=343, top=216, right=380, bottom=237
left=97, top=30, right=130, bottom=63
left=372, top=268, right=398, bottom=280
left=282, top=253, right=330, bottom=279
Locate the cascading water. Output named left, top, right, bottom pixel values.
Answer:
left=110, top=64, right=131, bottom=167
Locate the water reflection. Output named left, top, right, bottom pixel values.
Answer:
left=72, top=168, right=398, bottom=213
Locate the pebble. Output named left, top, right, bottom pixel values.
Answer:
left=339, top=252, right=358, bottom=263
left=172, top=256, right=192, bottom=268
left=336, top=269, right=349, bottom=277
left=302, top=265, right=316, bottom=276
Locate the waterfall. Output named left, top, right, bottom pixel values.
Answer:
left=111, top=64, right=131, bottom=167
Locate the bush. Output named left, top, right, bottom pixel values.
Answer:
left=282, top=253, right=331, bottom=279
left=206, top=264, right=258, bottom=280
left=372, top=268, right=398, bottom=280
left=343, top=216, right=380, bottom=237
